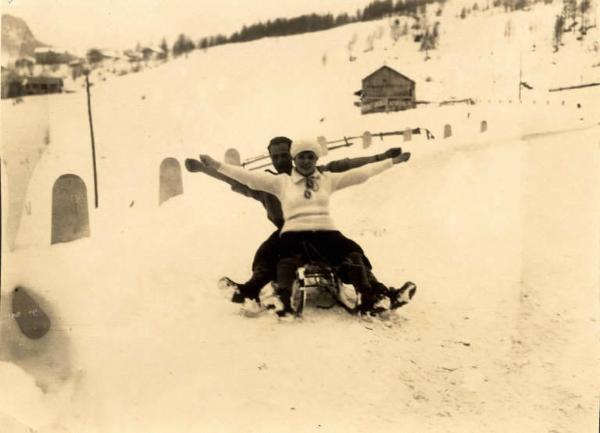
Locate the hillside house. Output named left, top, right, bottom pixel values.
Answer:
left=34, top=47, right=74, bottom=65
left=2, top=74, right=63, bottom=98
left=354, top=66, right=416, bottom=114
left=141, top=46, right=162, bottom=61
left=15, top=56, right=36, bottom=75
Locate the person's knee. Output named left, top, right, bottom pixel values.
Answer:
left=346, top=252, right=365, bottom=266
left=252, top=250, right=277, bottom=272
left=252, top=262, right=275, bottom=280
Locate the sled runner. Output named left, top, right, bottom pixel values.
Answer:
left=290, top=262, right=359, bottom=317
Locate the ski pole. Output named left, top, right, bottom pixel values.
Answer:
left=242, top=153, right=270, bottom=167
left=249, top=161, right=273, bottom=171
left=242, top=138, right=354, bottom=167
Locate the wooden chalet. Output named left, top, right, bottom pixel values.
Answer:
left=355, top=66, right=416, bottom=114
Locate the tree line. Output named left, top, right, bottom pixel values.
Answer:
left=190, top=0, right=445, bottom=52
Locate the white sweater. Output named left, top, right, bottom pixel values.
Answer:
left=218, top=159, right=394, bottom=233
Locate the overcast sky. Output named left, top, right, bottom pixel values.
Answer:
left=2, top=0, right=372, bottom=53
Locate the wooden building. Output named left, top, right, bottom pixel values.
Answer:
left=2, top=75, right=63, bottom=98
left=34, top=47, right=75, bottom=65
left=141, top=46, right=162, bottom=61
left=22, top=76, right=63, bottom=95
left=355, top=66, right=416, bottom=114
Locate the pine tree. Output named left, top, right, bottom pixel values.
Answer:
left=86, top=48, right=103, bottom=64
left=347, top=33, right=358, bottom=61
left=432, top=21, right=440, bottom=46
left=390, top=18, right=402, bottom=43
left=504, top=19, right=513, bottom=39
left=173, top=34, right=194, bottom=57
left=562, top=0, right=577, bottom=27
left=160, top=38, right=169, bottom=56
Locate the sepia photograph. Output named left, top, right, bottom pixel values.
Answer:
left=1, top=0, right=599, bottom=432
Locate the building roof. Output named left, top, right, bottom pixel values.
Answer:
left=34, top=46, right=68, bottom=54
left=99, top=49, right=122, bottom=59
left=16, top=56, right=36, bottom=63
left=363, top=65, right=415, bottom=84
left=124, top=50, right=143, bottom=61
left=141, top=46, right=161, bottom=53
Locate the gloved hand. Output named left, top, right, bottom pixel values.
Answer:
left=380, top=147, right=403, bottom=160
left=185, top=158, right=205, bottom=172
left=392, top=152, right=411, bottom=164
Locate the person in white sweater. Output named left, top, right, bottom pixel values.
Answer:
left=198, top=140, right=411, bottom=316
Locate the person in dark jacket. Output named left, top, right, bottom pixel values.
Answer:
left=185, top=136, right=414, bottom=311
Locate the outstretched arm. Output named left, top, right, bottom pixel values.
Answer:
left=330, top=152, right=410, bottom=191
left=185, top=158, right=264, bottom=200
left=199, top=154, right=283, bottom=196
left=185, top=158, right=234, bottom=183
left=323, top=147, right=403, bottom=172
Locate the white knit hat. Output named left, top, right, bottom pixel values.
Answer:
left=290, top=139, right=325, bottom=158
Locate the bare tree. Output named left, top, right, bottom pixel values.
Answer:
left=504, top=19, right=513, bottom=39
left=347, top=33, right=358, bottom=61
left=553, top=15, right=565, bottom=51
left=390, top=18, right=402, bottom=43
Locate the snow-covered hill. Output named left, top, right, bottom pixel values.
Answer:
left=1, top=1, right=599, bottom=432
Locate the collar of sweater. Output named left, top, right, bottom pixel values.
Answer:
left=291, top=169, right=322, bottom=184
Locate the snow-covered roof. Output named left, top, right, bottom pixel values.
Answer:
left=362, top=65, right=415, bottom=84
left=141, top=46, right=162, bottom=53
left=124, top=50, right=143, bottom=60
left=99, top=49, right=121, bottom=59
left=34, top=46, right=71, bottom=55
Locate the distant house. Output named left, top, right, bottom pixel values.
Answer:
left=23, top=76, right=63, bottom=95
left=354, top=66, right=416, bottom=114
left=15, top=56, right=36, bottom=68
left=69, top=59, right=86, bottom=80
left=15, top=56, right=36, bottom=76
left=34, top=47, right=74, bottom=65
left=86, top=48, right=115, bottom=65
left=124, top=50, right=143, bottom=62
left=100, top=49, right=120, bottom=59
left=141, top=46, right=161, bottom=61
left=2, top=75, right=64, bottom=98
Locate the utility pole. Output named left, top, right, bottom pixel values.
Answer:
left=84, top=69, right=99, bottom=208
left=518, top=51, right=523, bottom=103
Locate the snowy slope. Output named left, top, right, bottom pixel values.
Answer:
left=1, top=1, right=599, bottom=432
